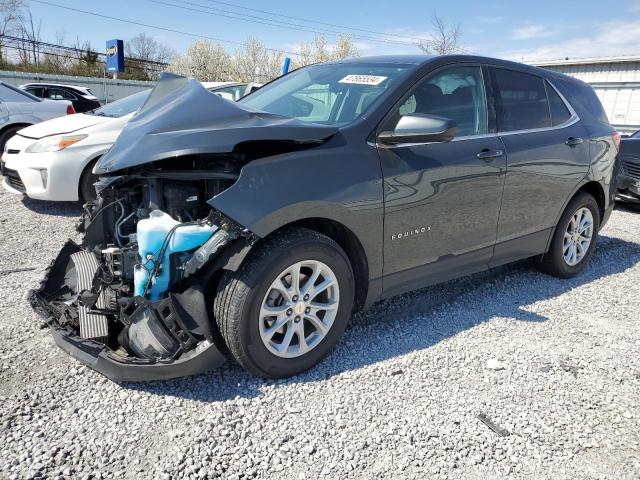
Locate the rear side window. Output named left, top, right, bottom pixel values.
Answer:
left=545, top=81, right=572, bottom=126
left=492, top=68, right=550, bottom=132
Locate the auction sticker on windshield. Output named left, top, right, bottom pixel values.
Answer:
left=339, top=75, right=388, bottom=85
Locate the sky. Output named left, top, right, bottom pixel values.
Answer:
left=26, top=0, right=640, bottom=62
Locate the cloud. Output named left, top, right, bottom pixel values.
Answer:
left=500, top=20, right=640, bottom=61
left=511, top=25, right=555, bottom=40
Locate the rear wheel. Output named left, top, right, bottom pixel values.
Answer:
left=214, top=228, right=354, bottom=378
left=538, top=192, right=600, bottom=278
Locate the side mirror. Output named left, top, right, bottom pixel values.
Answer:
left=378, top=113, right=457, bottom=145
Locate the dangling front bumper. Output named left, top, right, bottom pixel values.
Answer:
left=29, top=240, right=227, bottom=383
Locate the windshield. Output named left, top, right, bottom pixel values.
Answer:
left=92, top=90, right=151, bottom=117
left=632, top=130, right=640, bottom=139
left=239, top=63, right=412, bottom=126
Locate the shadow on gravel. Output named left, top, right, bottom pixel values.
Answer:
left=615, top=201, right=640, bottom=214
left=21, top=196, right=82, bottom=217
left=127, top=235, right=640, bottom=402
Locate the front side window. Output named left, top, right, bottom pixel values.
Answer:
left=493, top=68, right=551, bottom=132
left=26, top=87, right=45, bottom=98
left=210, top=84, right=246, bottom=101
left=239, top=63, right=413, bottom=126
left=391, top=66, right=488, bottom=137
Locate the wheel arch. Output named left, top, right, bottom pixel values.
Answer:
left=576, top=180, right=606, bottom=222
left=202, top=216, right=370, bottom=313
left=77, top=154, right=102, bottom=200
left=270, top=217, right=369, bottom=312
left=0, top=122, right=31, bottom=137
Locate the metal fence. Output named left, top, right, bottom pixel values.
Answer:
left=0, top=70, right=156, bottom=104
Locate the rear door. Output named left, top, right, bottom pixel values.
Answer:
left=489, top=67, right=590, bottom=266
left=379, top=64, right=507, bottom=298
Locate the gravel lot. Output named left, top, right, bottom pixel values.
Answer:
left=1, top=184, right=639, bottom=480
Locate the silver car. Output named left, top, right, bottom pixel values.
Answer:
left=0, top=82, right=73, bottom=152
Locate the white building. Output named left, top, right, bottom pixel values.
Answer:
left=530, top=56, right=640, bottom=134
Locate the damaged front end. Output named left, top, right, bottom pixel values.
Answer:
left=30, top=170, right=254, bottom=381
left=31, top=73, right=334, bottom=381
left=28, top=74, right=302, bottom=381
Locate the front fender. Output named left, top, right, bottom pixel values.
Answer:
left=209, top=145, right=385, bottom=283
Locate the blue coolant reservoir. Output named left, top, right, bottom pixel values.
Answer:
left=134, top=210, right=217, bottom=300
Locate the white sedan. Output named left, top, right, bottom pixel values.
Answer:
left=1, top=82, right=256, bottom=202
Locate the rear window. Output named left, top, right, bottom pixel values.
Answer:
left=545, top=81, right=572, bottom=126
left=492, top=68, right=551, bottom=132
left=0, top=83, right=39, bottom=103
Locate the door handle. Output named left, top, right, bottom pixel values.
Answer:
left=476, top=149, right=504, bottom=161
left=565, top=137, right=584, bottom=147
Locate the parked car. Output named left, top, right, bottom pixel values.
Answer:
left=1, top=82, right=253, bottom=202
left=617, top=129, right=640, bottom=204
left=0, top=82, right=74, bottom=153
left=32, top=56, right=619, bottom=382
left=20, top=83, right=101, bottom=113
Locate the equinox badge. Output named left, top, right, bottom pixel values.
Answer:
left=391, top=226, right=431, bottom=241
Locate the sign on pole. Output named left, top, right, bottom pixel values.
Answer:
left=106, top=39, right=125, bottom=77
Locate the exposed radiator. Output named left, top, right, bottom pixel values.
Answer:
left=70, top=251, right=109, bottom=342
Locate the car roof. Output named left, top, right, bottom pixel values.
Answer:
left=20, top=82, right=92, bottom=93
left=328, top=54, right=583, bottom=86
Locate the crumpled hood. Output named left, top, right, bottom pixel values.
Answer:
left=95, top=73, right=338, bottom=174
left=18, top=113, right=111, bottom=139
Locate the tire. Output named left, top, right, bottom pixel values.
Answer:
left=79, top=159, right=99, bottom=203
left=538, top=192, right=600, bottom=278
left=214, top=228, right=355, bottom=378
left=0, top=126, right=23, bottom=154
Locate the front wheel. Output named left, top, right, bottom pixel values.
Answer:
left=537, top=192, right=600, bottom=278
left=214, top=228, right=354, bottom=378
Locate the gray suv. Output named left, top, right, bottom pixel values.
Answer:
left=33, top=55, right=619, bottom=381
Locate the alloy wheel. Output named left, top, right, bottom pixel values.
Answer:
left=259, top=260, right=340, bottom=358
left=563, top=207, right=594, bottom=266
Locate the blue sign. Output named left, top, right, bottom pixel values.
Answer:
left=106, top=39, right=124, bottom=73
left=282, top=57, right=291, bottom=75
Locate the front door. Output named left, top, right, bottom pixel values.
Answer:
left=378, top=65, right=506, bottom=298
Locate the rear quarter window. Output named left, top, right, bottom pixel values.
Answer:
left=562, top=79, right=609, bottom=124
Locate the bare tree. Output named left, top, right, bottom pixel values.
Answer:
left=295, top=35, right=359, bottom=67
left=126, top=33, right=174, bottom=80
left=17, top=8, right=41, bottom=65
left=0, top=0, right=25, bottom=63
left=169, top=39, right=231, bottom=82
left=232, top=38, right=283, bottom=83
left=415, top=12, right=464, bottom=55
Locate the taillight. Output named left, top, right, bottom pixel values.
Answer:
left=66, top=104, right=76, bottom=115
left=612, top=131, right=621, bottom=152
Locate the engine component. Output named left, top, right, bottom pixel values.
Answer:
left=70, top=250, right=109, bottom=342
left=124, top=290, right=207, bottom=360
left=181, top=227, right=235, bottom=278
left=162, top=181, right=201, bottom=222
left=133, top=210, right=217, bottom=299
left=127, top=304, right=181, bottom=359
